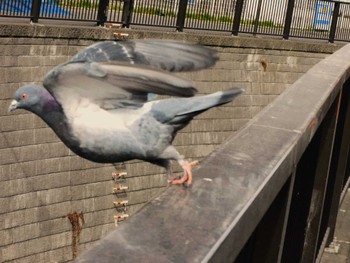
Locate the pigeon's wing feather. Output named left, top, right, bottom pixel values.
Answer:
left=42, top=60, right=196, bottom=111
left=42, top=39, right=219, bottom=113
left=71, top=41, right=135, bottom=64
left=70, top=40, right=218, bottom=72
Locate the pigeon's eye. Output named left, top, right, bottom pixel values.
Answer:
left=21, top=93, right=28, bottom=100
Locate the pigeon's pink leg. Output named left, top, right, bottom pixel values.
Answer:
left=167, top=160, right=181, bottom=183
left=172, top=160, right=199, bottom=185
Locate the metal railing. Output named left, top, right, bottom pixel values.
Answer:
left=2, top=0, right=350, bottom=42
left=73, top=43, right=350, bottom=263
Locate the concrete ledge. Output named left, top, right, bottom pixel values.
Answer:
left=0, top=23, right=342, bottom=53
left=74, top=42, right=350, bottom=262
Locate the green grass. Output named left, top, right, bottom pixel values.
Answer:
left=186, top=12, right=212, bottom=20
left=242, top=19, right=275, bottom=28
left=218, top=16, right=233, bottom=23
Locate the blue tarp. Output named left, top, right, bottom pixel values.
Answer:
left=1, top=0, right=70, bottom=15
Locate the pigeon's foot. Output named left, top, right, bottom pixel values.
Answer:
left=172, top=160, right=199, bottom=186
left=171, top=174, right=190, bottom=185
left=167, top=175, right=181, bottom=184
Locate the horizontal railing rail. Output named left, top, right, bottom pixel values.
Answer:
left=73, top=43, right=350, bottom=262
left=2, top=0, right=350, bottom=42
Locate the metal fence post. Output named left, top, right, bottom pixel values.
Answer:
left=30, top=0, right=42, bottom=23
left=283, top=0, right=295, bottom=40
left=121, top=0, right=133, bottom=28
left=253, top=0, right=263, bottom=36
left=232, top=0, right=244, bottom=36
left=176, top=0, right=188, bottom=32
left=97, top=0, right=110, bottom=26
left=329, top=1, right=340, bottom=43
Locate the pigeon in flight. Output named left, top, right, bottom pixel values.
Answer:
left=9, top=40, right=242, bottom=185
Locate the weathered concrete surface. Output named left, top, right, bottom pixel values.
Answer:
left=321, top=190, right=350, bottom=263
left=0, top=22, right=343, bottom=262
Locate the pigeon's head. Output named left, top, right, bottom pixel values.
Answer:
left=8, top=85, right=52, bottom=114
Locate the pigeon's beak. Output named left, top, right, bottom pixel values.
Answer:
left=8, top=100, right=18, bottom=112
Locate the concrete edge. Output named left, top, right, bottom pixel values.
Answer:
left=0, top=22, right=343, bottom=53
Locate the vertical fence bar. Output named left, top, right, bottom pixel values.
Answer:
left=30, top=0, right=42, bottom=22
left=176, top=0, right=188, bottom=32
left=253, top=0, right=262, bottom=35
left=232, top=0, right=244, bottom=35
left=283, top=0, right=295, bottom=39
left=333, top=3, right=350, bottom=42
left=121, top=0, right=133, bottom=28
left=97, top=0, right=109, bottom=26
left=329, top=1, right=340, bottom=43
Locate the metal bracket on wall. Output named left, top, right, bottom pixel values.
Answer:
left=114, top=32, right=129, bottom=41
left=112, top=165, right=129, bottom=226
left=113, top=186, right=128, bottom=192
left=112, top=171, right=127, bottom=182
left=114, top=214, right=129, bottom=221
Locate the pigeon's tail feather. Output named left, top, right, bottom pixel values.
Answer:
left=216, top=88, right=244, bottom=106
left=166, top=88, right=243, bottom=134
left=179, top=88, right=243, bottom=116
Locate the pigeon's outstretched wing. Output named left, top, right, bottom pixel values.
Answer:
left=70, top=39, right=218, bottom=72
left=43, top=40, right=219, bottom=112
left=43, top=61, right=196, bottom=110
left=9, top=40, right=243, bottom=186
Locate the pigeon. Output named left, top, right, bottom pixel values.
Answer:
left=9, top=39, right=242, bottom=185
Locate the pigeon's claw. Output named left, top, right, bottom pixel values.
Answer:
left=171, top=173, right=190, bottom=185
left=172, top=160, right=199, bottom=186
left=168, top=175, right=181, bottom=184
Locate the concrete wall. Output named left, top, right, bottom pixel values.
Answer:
left=0, top=23, right=340, bottom=262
